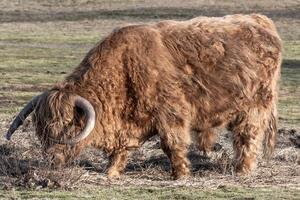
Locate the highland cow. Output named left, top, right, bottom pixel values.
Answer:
left=5, top=14, right=281, bottom=179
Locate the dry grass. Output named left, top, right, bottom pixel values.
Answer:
left=1, top=123, right=299, bottom=191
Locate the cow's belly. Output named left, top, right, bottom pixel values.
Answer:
left=190, top=104, right=239, bottom=131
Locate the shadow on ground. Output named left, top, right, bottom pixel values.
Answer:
left=77, top=150, right=225, bottom=176
left=282, top=59, right=300, bottom=69
left=125, top=152, right=222, bottom=173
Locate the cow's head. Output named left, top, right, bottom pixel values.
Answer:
left=5, top=90, right=96, bottom=168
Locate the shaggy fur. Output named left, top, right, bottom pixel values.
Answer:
left=32, top=14, right=281, bottom=179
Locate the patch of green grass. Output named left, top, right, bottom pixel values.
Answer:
left=0, top=45, right=83, bottom=91
left=279, top=98, right=300, bottom=126
left=0, top=45, right=84, bottom=73
left=0, top=32, right=101, bottom=45
left=279, top=60, right=300, bottom=126
left=1, top=186, right=299, bottom=200
left=0, top=90, right=40, bottom=117
left=1, top=72, right=64, bottom=85
left=283, top=41, right=300, bottom=59
left=281, top=62, right=300, bottom=89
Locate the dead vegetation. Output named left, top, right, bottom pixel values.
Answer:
left=0, top=122, right=299, bottom=190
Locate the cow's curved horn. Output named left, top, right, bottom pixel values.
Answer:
left=5, top=94, right=43, bottom=140
left=63, top=95, right=96, bottom=144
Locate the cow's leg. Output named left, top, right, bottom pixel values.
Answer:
left=160, top=138, right=190, bottom=179
left=262, top=103, right=277, bottom=159
left=229, top=108, right=267, bottom=174
left=107, top=149, right=128, bottom=179
left=159, top=121, right=191, bottom=179
left=197, top=129, right=216, bottom=155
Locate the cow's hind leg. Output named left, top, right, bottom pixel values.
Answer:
left=107, top=149, right=128, bottom=179
left=229, top=108, right=269, bottom=174
left=263, top=103, right=277, bottom=158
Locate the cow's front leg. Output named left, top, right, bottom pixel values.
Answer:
left=157, top=98, right=191, bottom=179
left=159, top=117, right=191, bottom=179
left=161, top=139, right=190, bottom=179
left=107, top=149, right=128, bottom=179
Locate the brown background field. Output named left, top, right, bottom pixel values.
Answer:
left=0, top=0, right=299, bottom=199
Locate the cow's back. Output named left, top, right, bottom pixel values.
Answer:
left=156, top=14, right=281, bottom=128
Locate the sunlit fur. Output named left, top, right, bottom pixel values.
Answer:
left=32, top=14, right=281, bottom=179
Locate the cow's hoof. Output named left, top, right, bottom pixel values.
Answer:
left=173, top=174, right=190, bottom=180
left=172, top=170, right=190, bottom=180
left=235, top=159, right=256, bottom=176
left=107, top=170, right=121, bottom=179
left=235, top=170, right=251, bottom=176
left=235, top=165, right=252, bottom=176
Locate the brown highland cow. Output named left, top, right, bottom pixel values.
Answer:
left=5, top=14, right=281, bottom=179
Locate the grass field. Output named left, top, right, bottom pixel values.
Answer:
left=0, top=0, right=299, bottom=199
left=1, top=186, right=299, bottom=199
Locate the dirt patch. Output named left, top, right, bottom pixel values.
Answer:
left=278, top=128, right=300, bottom=148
